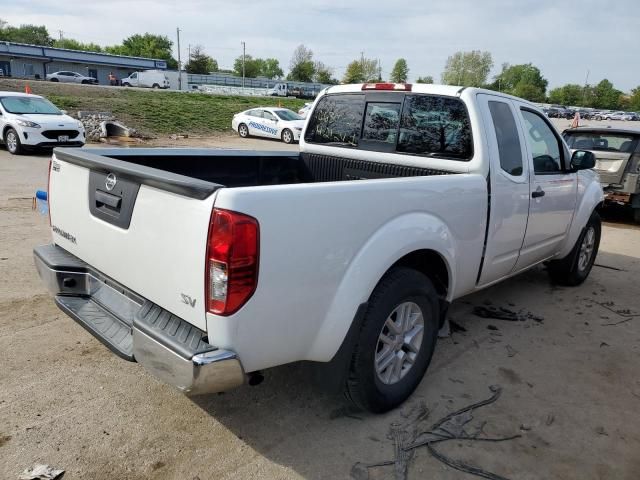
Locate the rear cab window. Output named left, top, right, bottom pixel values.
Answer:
left=305, top=92, right=473, bottom=160
left=563, top=132, right=638, bottom=153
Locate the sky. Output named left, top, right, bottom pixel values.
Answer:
left=2, top=0, right=639, bottom=92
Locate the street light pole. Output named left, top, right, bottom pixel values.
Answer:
left=241, top=41, right=246, bottom=89
left=176, top=27, right=182, bottom=90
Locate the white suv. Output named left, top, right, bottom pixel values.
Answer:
left=0, top=92, right=85, bottom=155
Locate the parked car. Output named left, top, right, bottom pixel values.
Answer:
left=298, top=102, right=313, bottom=118
left=46, top=71, right=98, bottom=84
left=0, top=91, right=85, bottom=154
left=35, top=84, right=602, bottom=413
left=599, top=111, right=626, bottom=121
left=564, top=127, right=640, bottom=222
left=120, top=70, right=169, bottom=89
left=232, top=107, right=305, bottom=144
left=622, top=112, right=639, bottom=121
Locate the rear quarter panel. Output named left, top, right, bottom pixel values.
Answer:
left=208, top=174, right=487, bottom=371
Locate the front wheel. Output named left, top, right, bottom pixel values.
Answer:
left=238, top=123, right=249, bottom=138
left=281, top=128, right=294, bottom=144
left=345, top=268, right=440, bottom=413
left=548, top=211, right=601, bottom=286
left=4, top=128, right=23, bottom=155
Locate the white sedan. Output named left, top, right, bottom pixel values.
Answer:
left=232, top=107, right=305, bottom=144
left=46, top=71, right=98, bottom=84
left=0, top=92, right=85, bottom=154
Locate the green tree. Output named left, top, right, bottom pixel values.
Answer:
left=0, top=20, right=52, bottom=46
left=233, top=54, right=262, bottom=78
left=416, top=76, right=434, bottom=84
left=629, top=86, right=640, bottom=111
left=592, top=79, right=622, bottom=109
left=260, top=58, right=283, bottom=79
left=547, top=84, right=584, bottom=106
left=390, top=58, right=409, bottom=83
left=185, top=45, right=218, bottom=74
left=343, top=60, right=364, bottom=83
left=489, top=63, right=547, bottom=101
left=441, top=50, right=493, bottom=87
left=288, top=44, right=315, bottom=82
left=313, top=61, right=333, bottom=83
left=53, top=38, right=103, bottom=52
left=342, top=57, right=380, bottom=83
left=106, top=33, right=177, bottom=69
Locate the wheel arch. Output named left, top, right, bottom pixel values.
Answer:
left=307, top=212, right=456, bottom=362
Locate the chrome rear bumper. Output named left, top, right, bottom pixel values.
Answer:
left=33, top=244, right=245, bottom=395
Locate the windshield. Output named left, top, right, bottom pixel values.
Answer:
left=0, top=96, right=61, bottom=115
left=274, top=109, right=301, bottom=121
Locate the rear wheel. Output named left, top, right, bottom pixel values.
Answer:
left=152, top=83, right=160, bottom=89
left=238, top=123, right=249, bottom=138
left=548, top=211, right=601, bottom=286
left=50, top=78, right=59, bottom=82
left=345, top=268, right=439, bottom=413
left=4, top=128, right=23, bottom=155
left=281, top=128, right=294, bottom=144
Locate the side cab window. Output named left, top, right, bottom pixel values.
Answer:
left=520, top=109, right=568, bottom=174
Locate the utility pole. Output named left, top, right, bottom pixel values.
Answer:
left=176, top=27, right=182, bottom=90
left=241, top=41, right=246, bottom=89
left=188, top=44, right=191, bottom=62
left=582, top=69, right=590, bottom=106
left=58, top=30, right=63, bottom=41
left=378, top=59, right=382, bottom=81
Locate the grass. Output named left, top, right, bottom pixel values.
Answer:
left=0, top=78, right=307, bottom=137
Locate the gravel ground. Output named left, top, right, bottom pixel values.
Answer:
left=0, top=139, right=639, bottom=480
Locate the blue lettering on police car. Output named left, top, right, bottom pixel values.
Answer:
left=248, top=121, right=278, bottom=136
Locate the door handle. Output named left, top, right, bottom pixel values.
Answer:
left=532, top=188, right=545, bottom=198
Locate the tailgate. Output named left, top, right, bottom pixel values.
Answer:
left=593, top=150, right=632, bottom=185
left=48, top=148, right=221, bottom=331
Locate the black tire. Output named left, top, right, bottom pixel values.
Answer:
left=122, top=82, right=130, bottom=87
left=4, top=128, right=23, bottom=155
left=281, top=128, right=294, bottom=144
left=152, top=83, right=160, bottom=89
left=548, top=211, right=601, bottom=286
left=345, top=268, right=440, bottom=413
left=81, top=80, right=88, bottom=84
left=50, top=78, right=59, bottom=82
left=238, top=123, right=249, bottom=138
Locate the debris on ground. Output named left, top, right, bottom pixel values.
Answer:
left=352, top=386, right=521, bottom=480
left=591, top=300, right=640, bottom=326
left=473, top=305, right=544, bottom=323
left=18, top=464, right=64, bottom=480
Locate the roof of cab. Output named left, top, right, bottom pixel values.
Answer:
left=0, top=91, right=42, bottom=98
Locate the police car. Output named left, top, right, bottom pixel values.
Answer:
left=231, top=107, right=305, bottom=144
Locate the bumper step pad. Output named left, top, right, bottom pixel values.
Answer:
left=56, top=296, right=134, bottom=360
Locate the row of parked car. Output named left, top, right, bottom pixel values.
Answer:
left=543, top=105, right=639, bottom=121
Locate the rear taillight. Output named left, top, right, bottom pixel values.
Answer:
left=206, top=208, right=259, bottom=316
left=362, top=83, right=412, bottom=91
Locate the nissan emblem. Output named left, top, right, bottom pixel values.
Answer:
left=105, top=173, right=117, bottom=191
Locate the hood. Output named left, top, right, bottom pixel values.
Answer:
left=18, top=113, right=79, bottom=129
left=285, top=120, right=306, bottom=129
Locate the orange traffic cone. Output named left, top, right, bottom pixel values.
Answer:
left=25, top=84, right=32, bottom=94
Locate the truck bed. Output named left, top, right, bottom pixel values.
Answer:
left=54, top=148, right=453, bottom=194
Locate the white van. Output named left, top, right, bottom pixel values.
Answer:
left=121, top=70, right=170, bottom=89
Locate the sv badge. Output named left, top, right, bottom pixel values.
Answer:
left=181, top=294, right=196, bottom=308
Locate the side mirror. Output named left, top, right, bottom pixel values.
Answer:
left=571, top=150, right=596, bottom=170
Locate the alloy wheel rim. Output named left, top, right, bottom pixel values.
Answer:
left=6, top=132, right=17, bottom=152
left=283, top=131, right=292, bottom=143
left=240, top=126, right=247, bottom=136
left=375, top=301, right=425, bottom=385
left=578, top=226, right=595, bottom=272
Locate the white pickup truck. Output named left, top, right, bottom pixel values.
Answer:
left=34, top=83, right=603, bottom=412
